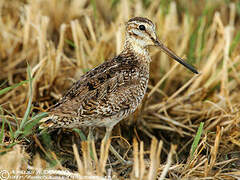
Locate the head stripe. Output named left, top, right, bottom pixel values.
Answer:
left=128, top=17, right=153, bottom=26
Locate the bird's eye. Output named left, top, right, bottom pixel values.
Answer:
left=139, top=25, right=145, bottom=31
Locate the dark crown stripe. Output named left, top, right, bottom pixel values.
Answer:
left=128, top=17, right=153, bottom=25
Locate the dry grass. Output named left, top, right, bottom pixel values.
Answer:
left=0, top=0, right=240, bottom=179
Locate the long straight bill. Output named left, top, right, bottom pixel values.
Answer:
left=155, top=40, right=199, bottom=74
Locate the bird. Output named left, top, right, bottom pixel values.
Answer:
left=40, top=17, right=198, bottom=163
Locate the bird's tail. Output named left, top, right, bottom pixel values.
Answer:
left=39, top=116, right=56, bottom=129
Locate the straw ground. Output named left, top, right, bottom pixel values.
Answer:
left=0, top=0, right=240, bottom=179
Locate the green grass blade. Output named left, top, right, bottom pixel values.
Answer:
left=1, top=108, right=19, bottom=128
left=0, top=80, right=7, bottom=89
left=65, top=39, right=75, bottom=48
left=6, top=120, right=14, bottom=141
left=25, top=112, right=48, bottom=126
left=0, top=110, right=5, bottom=144
left=19, top=64, right=33, bottom=131
left=230, top=31, right=240, bottom=55
left=190, top=122, right=204, bottom=159
left=0, top=80, right=29, bottom=96
left=40, top=130, right=53, bottom=150
left=73, top=128, right=95, bottom=160
left=0, top=122, right=5, bottom=144
left=0, top=107, right=15, bottom=142
left=236, top=1, right=240, bottom=16
left=111, top=0, right=120, bottom=7
left=90, top=0, right=97, bottom=19
left=21, top=112, right=48, bottom=137
left=188, top=18, right=200, bottom=63
left=73, top=128, right=87, bottom=141
left=0, top=142, right=18, bottom=154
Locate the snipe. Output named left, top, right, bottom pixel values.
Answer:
left=40, top=17, right=198, bottom=164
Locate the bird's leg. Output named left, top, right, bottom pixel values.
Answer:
left=88, top=127, right=94, bottom=141
left=103, top=126, right=113, bottom=143
left=87, top=127, right=97, bottom=161
left=104, top=127, right=132, bottom=165
left=72, top=130, right=82, bottom=154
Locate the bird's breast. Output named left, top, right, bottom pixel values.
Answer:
left=121, top=64, right=149, bottom=112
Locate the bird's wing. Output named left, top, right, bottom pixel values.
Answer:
left=47, top=54, right=141, bottom=120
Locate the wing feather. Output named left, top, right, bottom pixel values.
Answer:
left=48, top=54, right=141, bottom=120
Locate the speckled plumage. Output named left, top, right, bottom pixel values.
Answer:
left=40, top=17, right=198, bottom=132
left=45, top=50, right=150, bottom=129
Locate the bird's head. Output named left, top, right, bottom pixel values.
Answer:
left=125, top=17, right=198, bottom=74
